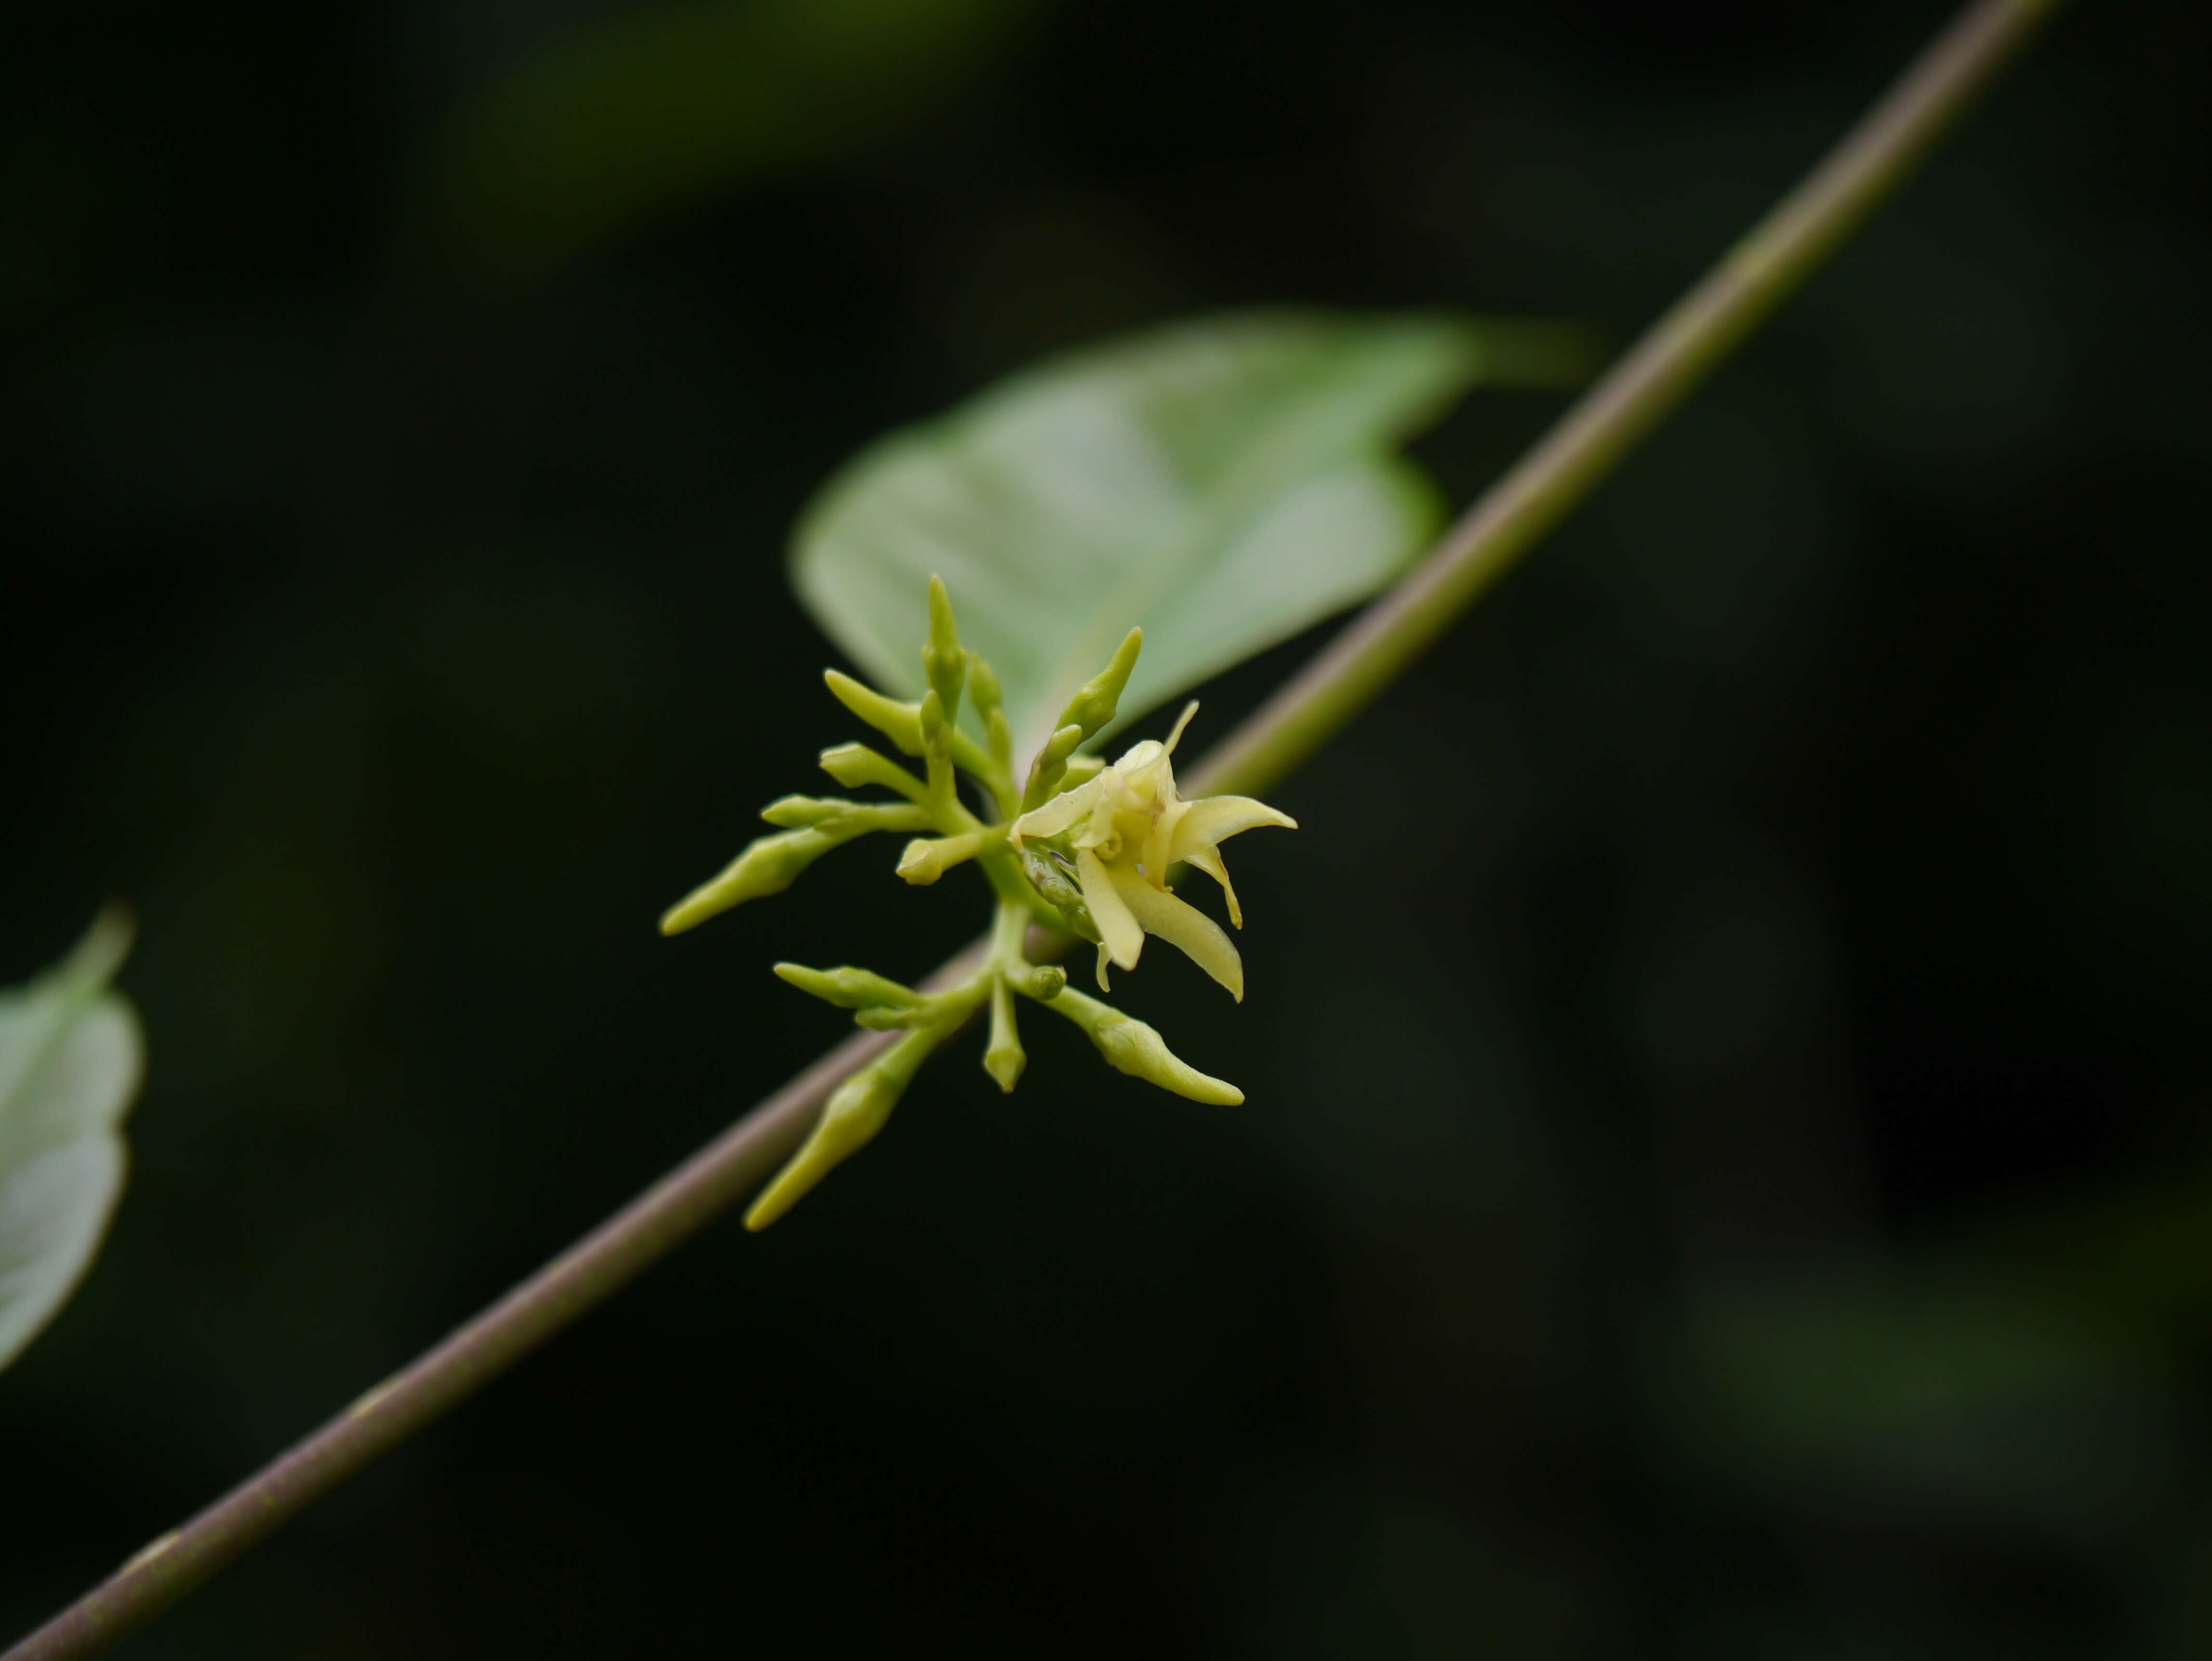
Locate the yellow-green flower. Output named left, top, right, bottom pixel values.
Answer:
left=1009, top=703, right=1295, bottom=999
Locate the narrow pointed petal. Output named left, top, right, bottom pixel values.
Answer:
left=1185, top=846, right=1242, bottom=928
left=1010, top=776, right=1101, bottom=843
left=1166, top=796, right=1297, bottom=865
left=1106, top=861, right=1244, bottom=1001
left=1141, top=798, right=1185, bottom=886
left=1095, top=942, right=1112, bottom=992
left=1080, top=846, right=1145, bottom=970
left=1161, top=700, right=1198, bottom=754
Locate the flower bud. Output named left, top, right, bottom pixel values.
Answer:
left=660, top=826, right=847, bottom=935
left=823, top=670, right=924, bottom=756
left=895, top=830, right=986, bottom=886
left=819, top=741, right=928, bottom=802
left=825, top=668, right=1000, bottom=784
left=1021, top=723, right=1088, bottom=810
left=922, top=575, right=967, bottom=723
left=1018, top=964, right=1066, bottom=1002
left=773, top=962, right=919, bottom=1012
left=1090, top=1013, right=1243, bottom=1105
left=982, top=977, right=1025, bottom=1094
left=760, top=794, right=855, bottom=827
left=744, top=1051, right=913, bottom=1230
left=1055, top=626, right=1142, bottom=741
left=1047, top=988, right=1242, bottom=1105
left=967, top=650, right=1003, bottom=725
left=1016, top=844, right=1099, bottom=943
left=917, top=689, right=956, bottom=801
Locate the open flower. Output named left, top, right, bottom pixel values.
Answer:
left=1009, top=703, right=1295, bottom=999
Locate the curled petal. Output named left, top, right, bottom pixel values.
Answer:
left=1167, top=796, right=1297, bottom=865
left=1106, top=861, right=1244, bottom=1001
left=1184, top=846, right=1242, bottom=929
left=1161, top=700, right=1198, bottom=756
left=1079, top=847, right=1146, bottom=971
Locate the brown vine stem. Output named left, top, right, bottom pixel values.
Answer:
left=4, top=2, right=2061, bottom=1655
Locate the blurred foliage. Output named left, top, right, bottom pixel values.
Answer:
left=0, top=913, right=142, bottom=1372
left=408, top=0, right=1044, bottom=292
left=3, top=0, right=2211, bottom=1657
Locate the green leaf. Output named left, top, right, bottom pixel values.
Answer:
left=791, top=309, right=1514, bottom=758
left=0, top=910, right=143, bottom=1373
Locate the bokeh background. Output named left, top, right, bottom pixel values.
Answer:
left=6, top=0, right=2210, bottom=1654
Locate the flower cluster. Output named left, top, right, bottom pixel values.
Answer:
left=661, top=578, right=1296, bottom=1228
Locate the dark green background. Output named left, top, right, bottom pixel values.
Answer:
left=6, top=0, right=2210, bottom=1654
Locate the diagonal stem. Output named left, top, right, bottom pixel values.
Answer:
left=2, top=3, right=2061, bottom=1655
left=1188, top=0, right=2063, bottom=802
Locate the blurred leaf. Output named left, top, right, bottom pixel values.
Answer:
left=410, top=0, right=1040, bottom=292
left=1659, top=1275, right=2173, bottom=1534
left=792, top=309, right=1522, bottom=755
left=0, top=910, right=143, bottom=1373
left=1930, top=1157, right=2212, bottom=1340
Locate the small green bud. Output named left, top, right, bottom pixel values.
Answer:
left=760, top=795, right=936, bottom=832
left=745, top=1043, right=919, bottom=1229
left=1055, top=626, right=1143, bottom=742
left=1017, top=843, right=1099, bottom=942
left=967, top=651, right=1003, bottom=723
left=969, top=650, right=1014, bottom=778
left=922, top=576, right=966, bottom=722
left=918, top=688, right=954, bottom=801
left=660, top=825, right=856, bottom=935
left=895, top=830, right=988, bottom=886
left=823, top=670, right=925, bottom=756
left=983, top=976, right=1024, bottom=1093
left=826, top=667, right=1003, bottom=785
left=1046, top=988, right=1243, bottom=1105
left=1021, top=723, right=1088, bottom=810
left=760, top=794, right=855, bottom=827
left=773, top=962, right=920, bottom=1012
left=1017, top=964, right=1066, bottom=1002
left=819, top=742, right=930, bottom=804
